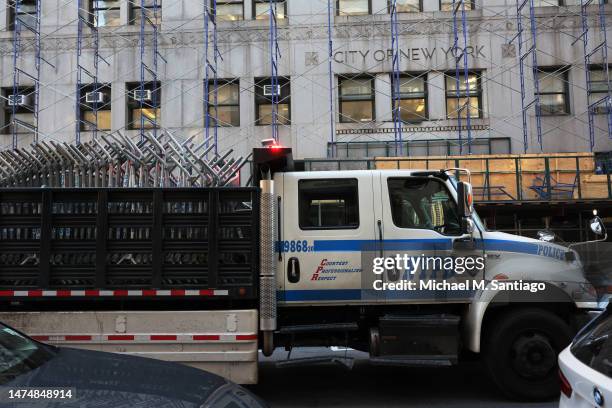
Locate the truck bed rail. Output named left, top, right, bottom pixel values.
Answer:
left=0, top=188, right=259, bottom=300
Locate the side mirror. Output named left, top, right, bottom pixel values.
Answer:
left=457, top=181, right=474, bottom=218
left=590, top=216, right=606, bottom=236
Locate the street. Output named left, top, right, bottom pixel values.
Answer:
left=251, top=348, right=557, bottom=408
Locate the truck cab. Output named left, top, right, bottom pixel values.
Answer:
left=273, top=167, right=599, bottom=400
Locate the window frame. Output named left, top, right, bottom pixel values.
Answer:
left=387, top=177, right=462, bottom=236
left=393, top=72, right=428, bottom=123
left=252, top=0, right=286, bottom=20
left=254, top=76, right=291, bottom=126
left=1, top=86, right=36, bottom=135
left=206, top=78, right=240, bottom=127
left=336, top=0, right=371, bottom=16
left=587, top=64, right=611, bottom=115
left=338, top=76, right=376, bottom=124
left=444, top=70, right=483, bottom=119
left=532, top=0, right=563, bottom=6
left=536, top=66, right=570, bottom=116
left=298, top=178, right=360, bottom=231
left=78, top=83, right=112, bottom=131
left=7, top=0, right=38, bottom=31
left=126, top=81, right=162, bottom=130
left=388, top=0, right=422, bottom=13
left=129, top=0, right=162, bottom=26
left=92, top=0, right=121, bottom=27
left=439, top=0, right=475, bottom=11
left=215, top=0, right=245, bottom=21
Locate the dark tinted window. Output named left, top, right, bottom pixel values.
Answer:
left=571, top=311, right=612, bottom=377
left=388, top=178, right=461, bottom=235
left=299, top=179, right=359, bottom=229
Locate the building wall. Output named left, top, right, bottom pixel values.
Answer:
left=0, top=0, right=610, bottom=159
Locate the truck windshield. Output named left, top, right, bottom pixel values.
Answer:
left=0, top=324, right=54, bottom=384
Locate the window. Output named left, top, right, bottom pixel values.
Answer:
left=299, top=179, right=359, bottom=229
left=130, top=0, right=161, bottom=26
left=339, top=77, right=375, bottom=123
left=393, top=74, right=427, bottom=122
left=93, top=0, right=121, bottom=27
left=440, top=0, right=474, bottom=11
left=388, top=178, right=461, bottom=235
left=390, top=0, right=421, bottom=12
left=253, top=0, right=286, bottom=20
left=255, top=77, right=290, bottom=125
left=79, top=84, right=111, bottom=131
left=207, top=79, right=240, bottom=127
left=588, top=66, right=611, bottom=114
left=570, top=310, right=612, bottom=378
left=2, top=87, right=35, bottom=135
left=537, top=67, right=569, bottom=115
left=216, top=0, right=244, bottom=21
left=7, top=0, right=37, bottom=30
left=127, top=82, right=161, bottom=130
left=445, top=72, right=482, bottom=119
left=337, top=0, right=370, bottom=15
left=532, top=0, right=561, bottom=6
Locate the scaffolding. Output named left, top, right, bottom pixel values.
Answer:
left=203, top=0, right=221, bottom=155
left=0, top=0, right=609, bottom=181
left=575, top=0, right=612, bottom=151
left=390, top=0, right=402, bottom=156
left=327, top=0, right=335, bottom=157
left=75, top=0, right=110, bottom=144
left=514, top=0, right=543, bottom=152
left=138, top=0, right=166, bottom=141
left=10, top=0, right=51, bottom=148
left=268, top=0, right=282, bottom=143
left=451, top=0, right=473, bottom=154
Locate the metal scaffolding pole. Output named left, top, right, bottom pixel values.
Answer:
left=10, top=0, right=51, bottom=148
left=390, top=0, right=403, bottom=156
left=75, top=0, right=110, bottom=145
left=514, top=0, right=543, bottom=152
left=327, top=0, right=335, bottom=157
left=138, top=0, right=166, bottom=141
left=574, top=0, right=612, bottom=150
left=203, top=0, right=221, bottom=155
left=451, top=0, right=473, bottom=154
left=269, top=0, right=281, bottom=143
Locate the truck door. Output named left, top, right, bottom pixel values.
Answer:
left=278, top=172, right=377, bottom=305
left=379, top=174, right=484, bottom=303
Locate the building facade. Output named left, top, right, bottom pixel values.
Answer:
left=0, top=0, right=611, bottom=160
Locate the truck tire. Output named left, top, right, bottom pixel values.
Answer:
left=483, top=308, right=572, bottom=401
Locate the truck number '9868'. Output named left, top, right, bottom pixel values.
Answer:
left=278, top=240, right=314, bottom=253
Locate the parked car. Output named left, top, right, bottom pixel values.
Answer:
left=0, top=322, right=267, bottom=407
left=559, top=303, right=611, bottom=407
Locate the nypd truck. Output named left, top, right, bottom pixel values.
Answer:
left=0, top=145, right=604, bottom=400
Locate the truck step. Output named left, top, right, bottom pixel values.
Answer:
left=275, top=356, right=354, bottom=370
left=369, top=355, right=454, bottom=367
left=277, top=322, right=358, bottom=334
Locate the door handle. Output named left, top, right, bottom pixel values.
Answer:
left=288, top=257, right=300, bottom=283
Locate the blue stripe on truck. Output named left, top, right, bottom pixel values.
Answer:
left=311, top=238, right=543, bottom=256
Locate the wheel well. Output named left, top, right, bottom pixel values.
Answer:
left=481, top=302, right=576, bottom=338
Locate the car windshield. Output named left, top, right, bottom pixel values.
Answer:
left=0, top=324, right=54, bottom=384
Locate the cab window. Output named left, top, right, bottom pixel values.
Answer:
left=388, top=178, right=461, bottom=235
left=299, top=179, right=359, bottom=229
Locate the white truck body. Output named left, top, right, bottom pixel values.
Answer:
left=0, top=167, right=602, bottom=397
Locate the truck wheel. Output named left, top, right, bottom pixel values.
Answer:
left=483, top=308, right=572, bottom=401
